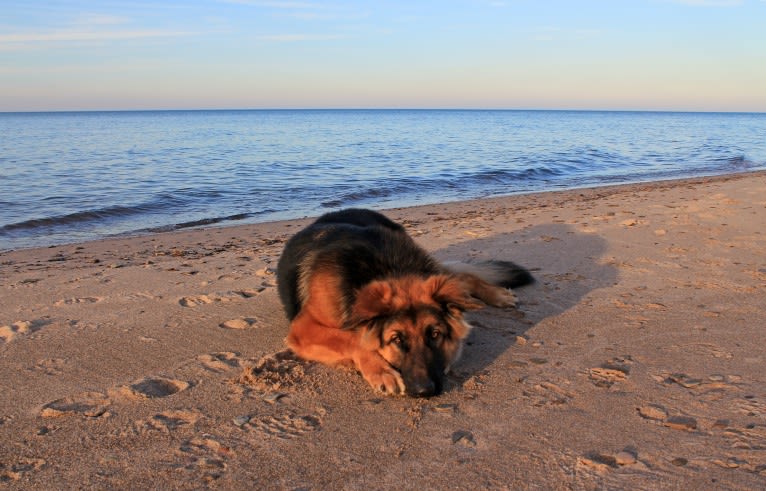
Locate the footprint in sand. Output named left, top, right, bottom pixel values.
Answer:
left=177, top=436, right=233, bottom=482
left=179, top=295, right=217, bottom=307
left=219, top=317, right=258, bottom=330
left=197, top=352, right=241, bottom=373
left=118, top=376, right=190, bottom=400
left=239, top=349, right=309, bottom=393
left=240, top=410, right=322, bottom=440
left=736, top=395, right=765, bottom=417
left=179, top=290, right=263, bottom=307
left=54, top=296, right=103, bottom=307
left=40, top=376, right=191, bottom=421
left=125, top=291, right=162, bottom=301
left=235, top=288, right=266, bottom=298
left=577, top=450, right=642, bottom=476
left=255, top=267, right=277, bottom=287
left=40, top=392, right=111, bottom=418
left=0, top=458, right=46, bottom=483
left=519, top=378, right=575, bottom=407
left=588, top=356, right=633, bottom=388
left=636, top=404, right=697, bottom=431
left=30, top=358, right=67, bottom=376
left=0, top=319, right=50, bottom=344
left=135, top=409, right=201, bottom=434
left=637, top=404, right=669, bottom=421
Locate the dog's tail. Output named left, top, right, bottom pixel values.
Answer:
left=442, top=260, right=535, bottom=289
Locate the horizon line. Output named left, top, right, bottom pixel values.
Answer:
left=2, top=107, right=765, bottom=115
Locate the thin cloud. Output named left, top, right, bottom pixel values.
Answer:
left=0, top=29, right=194, bottom=44
left=74, top=13, right=132, bottom=26
left=256, top=33, right=343, bottom=41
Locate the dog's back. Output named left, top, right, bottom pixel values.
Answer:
left=276, top=209, right=439, bottom=321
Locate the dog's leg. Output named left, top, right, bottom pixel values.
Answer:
left=286, top=312, right=405, bottom=395
left=353, top=350, right=406, bottom=395
left=454, top=272, right=518, bottom=308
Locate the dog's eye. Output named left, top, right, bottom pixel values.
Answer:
left=430, top=328, right=442, bottom=339
left=389, top=333, right=403, bottom=345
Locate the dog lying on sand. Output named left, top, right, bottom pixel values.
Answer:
left=277, top=208, right=533, bottom=397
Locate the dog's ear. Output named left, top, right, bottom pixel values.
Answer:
left=429, top=275, right=484, bottom=315
left=347, top=280, right=394, bottom=349
left=349, top=280, right=394, bottom=323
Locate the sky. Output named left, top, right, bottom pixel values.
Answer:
left=1, top=0, right=765, bottom=112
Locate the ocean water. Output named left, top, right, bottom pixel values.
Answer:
left=1, top=109, right=764, bottom=251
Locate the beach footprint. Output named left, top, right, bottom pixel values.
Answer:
left=116, top=376, right=191, bottom=400
left=240, top=410, right=322, bottom=440
left=179, top=290, right=263, bottom=308
left=519, top=377, right=575, bottom=407
left=40, top=391, right=111, bottom=418
left=54, top=296, right=103, bottom=307
left=179, top=294, right=217, bottom=307
left=219, top=317, right=258, bottom=330
left=177, top=436, right=233, bottom=483
left=0, top=319, right=51, bottom=344
left=588, top=356, right=633, bottom=388
left=134, top=409, right=201, bottom=435
left=197, top=352, right=242, bottom=373
left=30, top=358, right=67, bottom=376
left=0, top=458, right=46, bottom=483
left=239, top=349, right=310, bottom=393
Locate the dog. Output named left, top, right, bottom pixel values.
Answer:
left=276, top=208, right=533, bottom=397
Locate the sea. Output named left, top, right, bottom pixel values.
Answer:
left=1, top=109, right=765, bottom=251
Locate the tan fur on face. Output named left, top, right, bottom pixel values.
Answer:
left=350, top=276, right=482, bottom=390
left=370, top=309, right=470, bottom=373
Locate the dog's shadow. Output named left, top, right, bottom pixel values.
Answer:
left=432, top=223, right=618, bottom=388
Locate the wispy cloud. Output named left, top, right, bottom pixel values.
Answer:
left=0, top=30, right=194, bottom=44
left=255, top=33, right=343, bottom=42
left=221, top=0, right=353, bottom=21
left=0, top=29, right=196, bottom=53
left=73, top=13, right=132, bottom=26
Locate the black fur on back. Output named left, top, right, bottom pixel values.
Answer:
left=276, top=209, right=440, bottom=321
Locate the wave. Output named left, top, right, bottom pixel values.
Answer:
left=319, top=165, right=571, bottom=209
left=0, top=191, right=206, bottom=235
left=1, top=204, right=152, bottom=233
left=141, top=211, right=276, bottom=233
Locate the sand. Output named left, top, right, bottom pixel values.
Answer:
left=1, top=172, right=765, bottom=489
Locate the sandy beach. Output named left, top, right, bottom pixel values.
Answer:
left=1, top=171, right=764, bottom=489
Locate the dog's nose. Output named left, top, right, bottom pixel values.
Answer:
left=407, top=379, right=436, bottom=397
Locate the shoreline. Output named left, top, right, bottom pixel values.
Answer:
left=1, top=171, right=765, bottom=488
left=3, top=169, right=765, bottom=256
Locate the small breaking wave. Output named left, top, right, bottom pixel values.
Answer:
left=0, top=191, right=203, bottom=236
left=141, top=211, right=276, bottom=233
left=319, top=164, right=571, bottom=208
left=1, top=204, right=150, bottom=233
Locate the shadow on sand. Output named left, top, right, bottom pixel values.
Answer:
left=433, top=223, right=619, bottom=390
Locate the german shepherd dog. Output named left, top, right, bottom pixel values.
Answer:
left=277, top=209, right=533, bottom=397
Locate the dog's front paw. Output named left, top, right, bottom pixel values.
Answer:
left=355, top=352, right=405, bottom=395
left=484, top=287, right=518, bottom=308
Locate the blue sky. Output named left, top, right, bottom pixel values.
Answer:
left=1, top=0, right=765, bottom=111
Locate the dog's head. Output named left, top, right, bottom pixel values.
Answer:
left=347, top=275, right=483, bottom=397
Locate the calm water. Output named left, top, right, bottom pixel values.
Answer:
left=1, top=110, right=765, bottom=250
